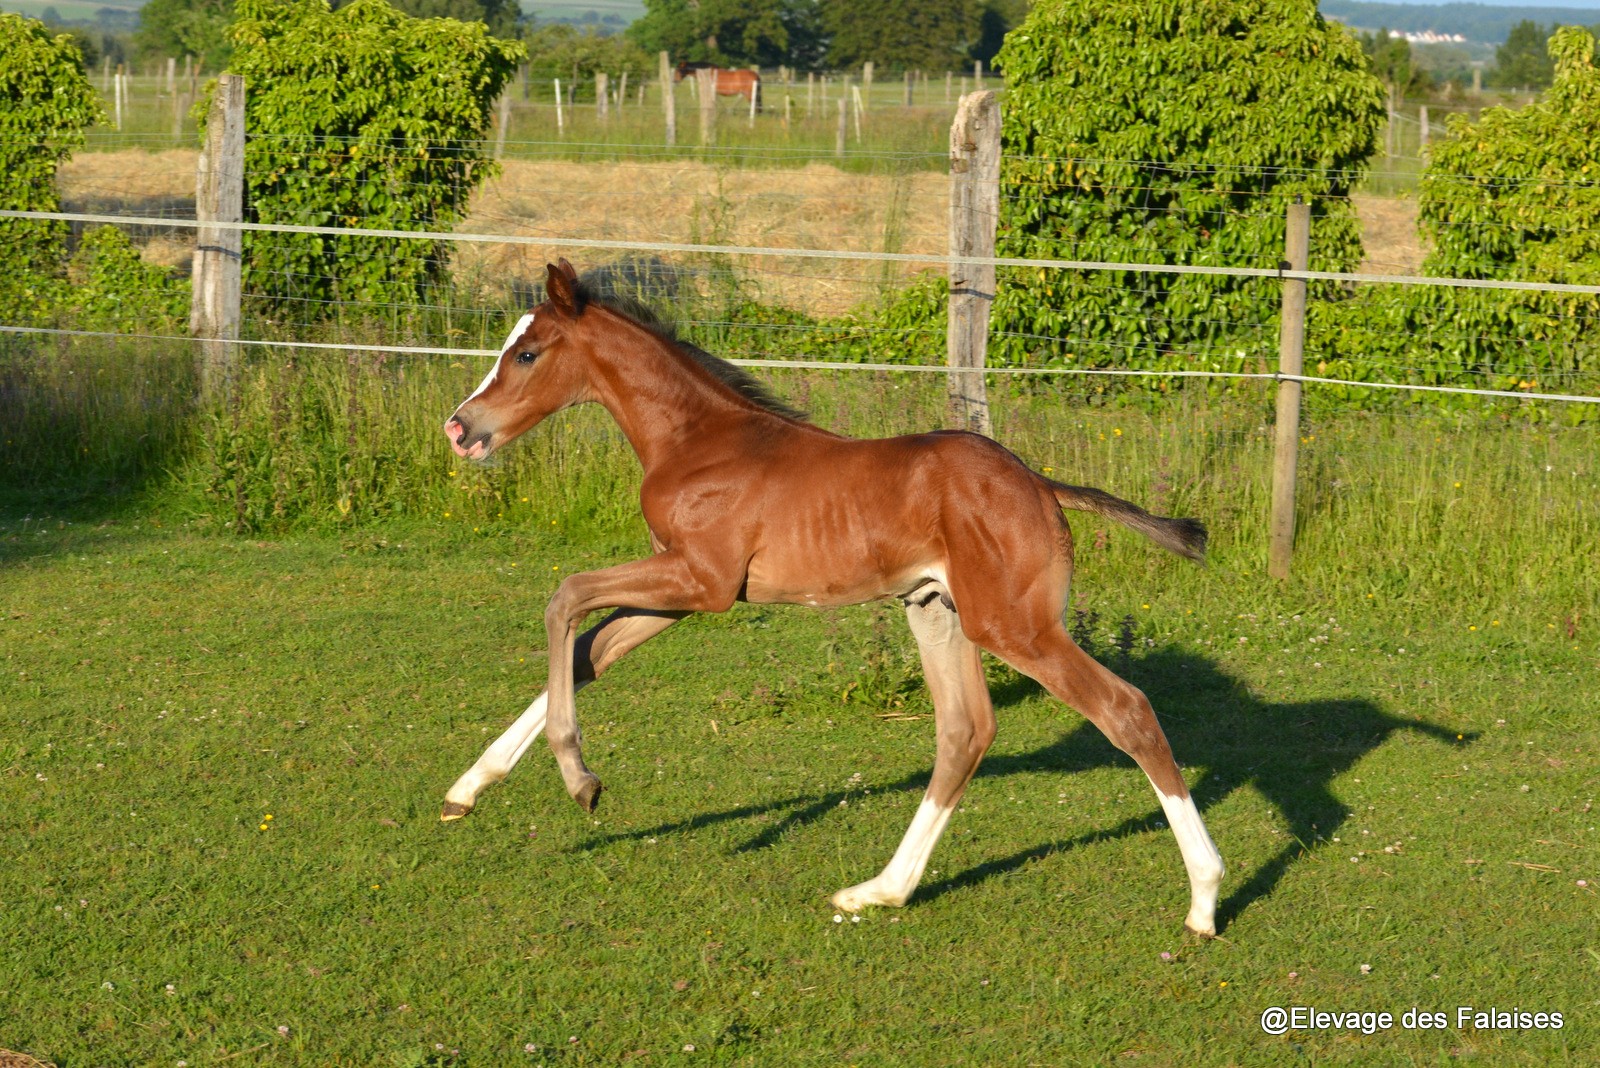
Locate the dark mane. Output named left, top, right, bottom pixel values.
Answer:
left=573, top=277, right=809, bottom=424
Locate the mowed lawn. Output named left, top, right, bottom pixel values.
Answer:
left=2, top=512, right=1596, bottom=1066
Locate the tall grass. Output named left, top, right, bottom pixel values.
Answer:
left=0, top=332, right=195, bottom=506
left=4, top=327, right=1593, bottom=622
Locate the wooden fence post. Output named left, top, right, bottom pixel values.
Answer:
left=862, top=61, right=873, bottom=109
left=595, top=72, right=608, bottom=120
left=904, top=70, right=913, bottom=107
left=835, top=98, right=847, bottom=158
left=946, top=90, right=999, bottom=436
left=1268, top=199, right=1311, bottom=581
left=660, top=52, right=676, bottom=146
left=1418, top=104, right=1429, bottom=151
left=192, top=73, right=245, bottom=403
left=495, top=91, right=511, bottom=157
left=617, top=70, right=628, bottom=113
left=696, top=67, right=717, bottom=146
left=554, top=78, right=564, bottom=135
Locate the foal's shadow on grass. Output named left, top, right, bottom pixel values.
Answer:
left=578, top=650, right=1471, bottom=933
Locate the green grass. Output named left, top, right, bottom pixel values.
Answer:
left=3, top=353, right=1598, bottom=1064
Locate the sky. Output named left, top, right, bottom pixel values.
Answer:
left=1388, top=0, right=1600, bottom=6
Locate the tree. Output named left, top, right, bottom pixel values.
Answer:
left=626, top=0, right=793, bottom=68
left=972, top=0, right=1027, bottom=70
left=524, top=23, right=652, bottom=98
left=0, top=13, right=104, bottom=320
left=822, top=0, right=978, bottom=71
left=133, top=0, right=236, bottom=70
left=988, top=0, right=1384, bottom=371
left=375, top=0, right=520, bottom=39
left=220, top=0, right=524, bottom=313
left=1490, top=19, right=1554, bottom=90
left=1311, top=28, right=1600, bottom=417
left=1358, top=28, right=1430, bottom=98
left=1423, top=27, right=1600, bottom=284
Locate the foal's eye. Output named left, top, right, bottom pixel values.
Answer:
left=515, top=350, right=536, bottom=365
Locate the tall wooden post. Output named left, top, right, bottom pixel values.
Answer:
left=904, top=70, right=913, bottom=108
left=192, top=73, right=246, bottom=403
left=946, top=91, right=999, bottom=437
left=1418, top=104, right=1429, bottom=151
left=495, top=92, right=511, bottom=157
left=807, top=71, right=815, bottom=113
left=554, top=78, right=564, bottom=135
left=835, top=98, right=847, bottom=158
left=1385, top=85, right=1397, bottom=158
left=1268, top=200, right=1311, bottom=581
left=862, top=61, right=873, bottom=109
left=595, top=72, right=608, bottom=120
left=696, top=67, right=717, bottom=145
left=617, top=70, right=628, bottom=112
left=660, top=52, right=676, bottom=146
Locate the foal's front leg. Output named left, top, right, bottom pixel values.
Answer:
left=440, top=608, right=687, bottom=821
left=544, top=553, right=733, bottom=812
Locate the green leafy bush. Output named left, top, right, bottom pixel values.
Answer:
left=64, top=226, right=192, bottom=332
left=221, top=0, right=524, bottom=319
left=989, top=0, right=1383, bottom=374
left=1311, top=27, right=1600, bottom=422
left=0, top=13, right=103, bottom=323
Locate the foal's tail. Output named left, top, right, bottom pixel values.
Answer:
left=1050, top=482, right=1208, bottom=564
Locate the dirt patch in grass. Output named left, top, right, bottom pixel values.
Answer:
left=1351, top=193, right=1425, bottom=275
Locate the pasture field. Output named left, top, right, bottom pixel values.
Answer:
left=55, top=149, right=1426, bottom=320
left=78, top=73, right=965, bottom=168
left=3, top=367, right=1598, bottom=1066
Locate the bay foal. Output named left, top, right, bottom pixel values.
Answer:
left=442, top=261, right=1225, bottom=936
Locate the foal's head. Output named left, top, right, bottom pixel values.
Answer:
left=445, top=259, right=595, bottom=461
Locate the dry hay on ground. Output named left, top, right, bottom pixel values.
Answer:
left=0, top=1050, right=58, bottom=1068
left=458, top=159, right=946, bottom=315
left=56, top=151, right=1424, bottom=311
left=1350, top=194, right=1424, bottom=275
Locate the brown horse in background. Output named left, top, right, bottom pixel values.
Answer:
left=440, top=260, right=1225, bottom=936
left=675, top=61, right=761, bottom=107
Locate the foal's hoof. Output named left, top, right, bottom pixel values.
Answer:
left=573, top=776, right=603, bottom=814
left=440, top=799, right=474, bottom=822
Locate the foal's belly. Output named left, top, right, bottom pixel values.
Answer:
left=740, top=520, right=939, bottom=608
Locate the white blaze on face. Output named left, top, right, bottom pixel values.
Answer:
left=465, top=312, right=536, bottom=405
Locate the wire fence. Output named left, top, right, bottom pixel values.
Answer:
left=5, top=127, right=1600, bottom=407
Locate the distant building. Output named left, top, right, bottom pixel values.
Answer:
left=1386, top=30, right=1469, bottom=45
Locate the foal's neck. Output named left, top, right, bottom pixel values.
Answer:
left=584, top=309, right=767, bottom=470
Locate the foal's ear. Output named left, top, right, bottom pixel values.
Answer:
left=544, top=260, right=584, bottom=319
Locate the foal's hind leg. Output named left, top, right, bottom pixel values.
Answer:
left=987, top=624, right=1224, bottom=936
left=832, top=588, right=995, bottom=911
left=440, top=608, right=686, bottom=821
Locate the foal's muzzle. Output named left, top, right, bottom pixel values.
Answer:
left=444, top=416, right=492, bottom=460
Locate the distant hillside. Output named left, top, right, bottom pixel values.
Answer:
left=1323, top=1, right=1600, bottom=43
